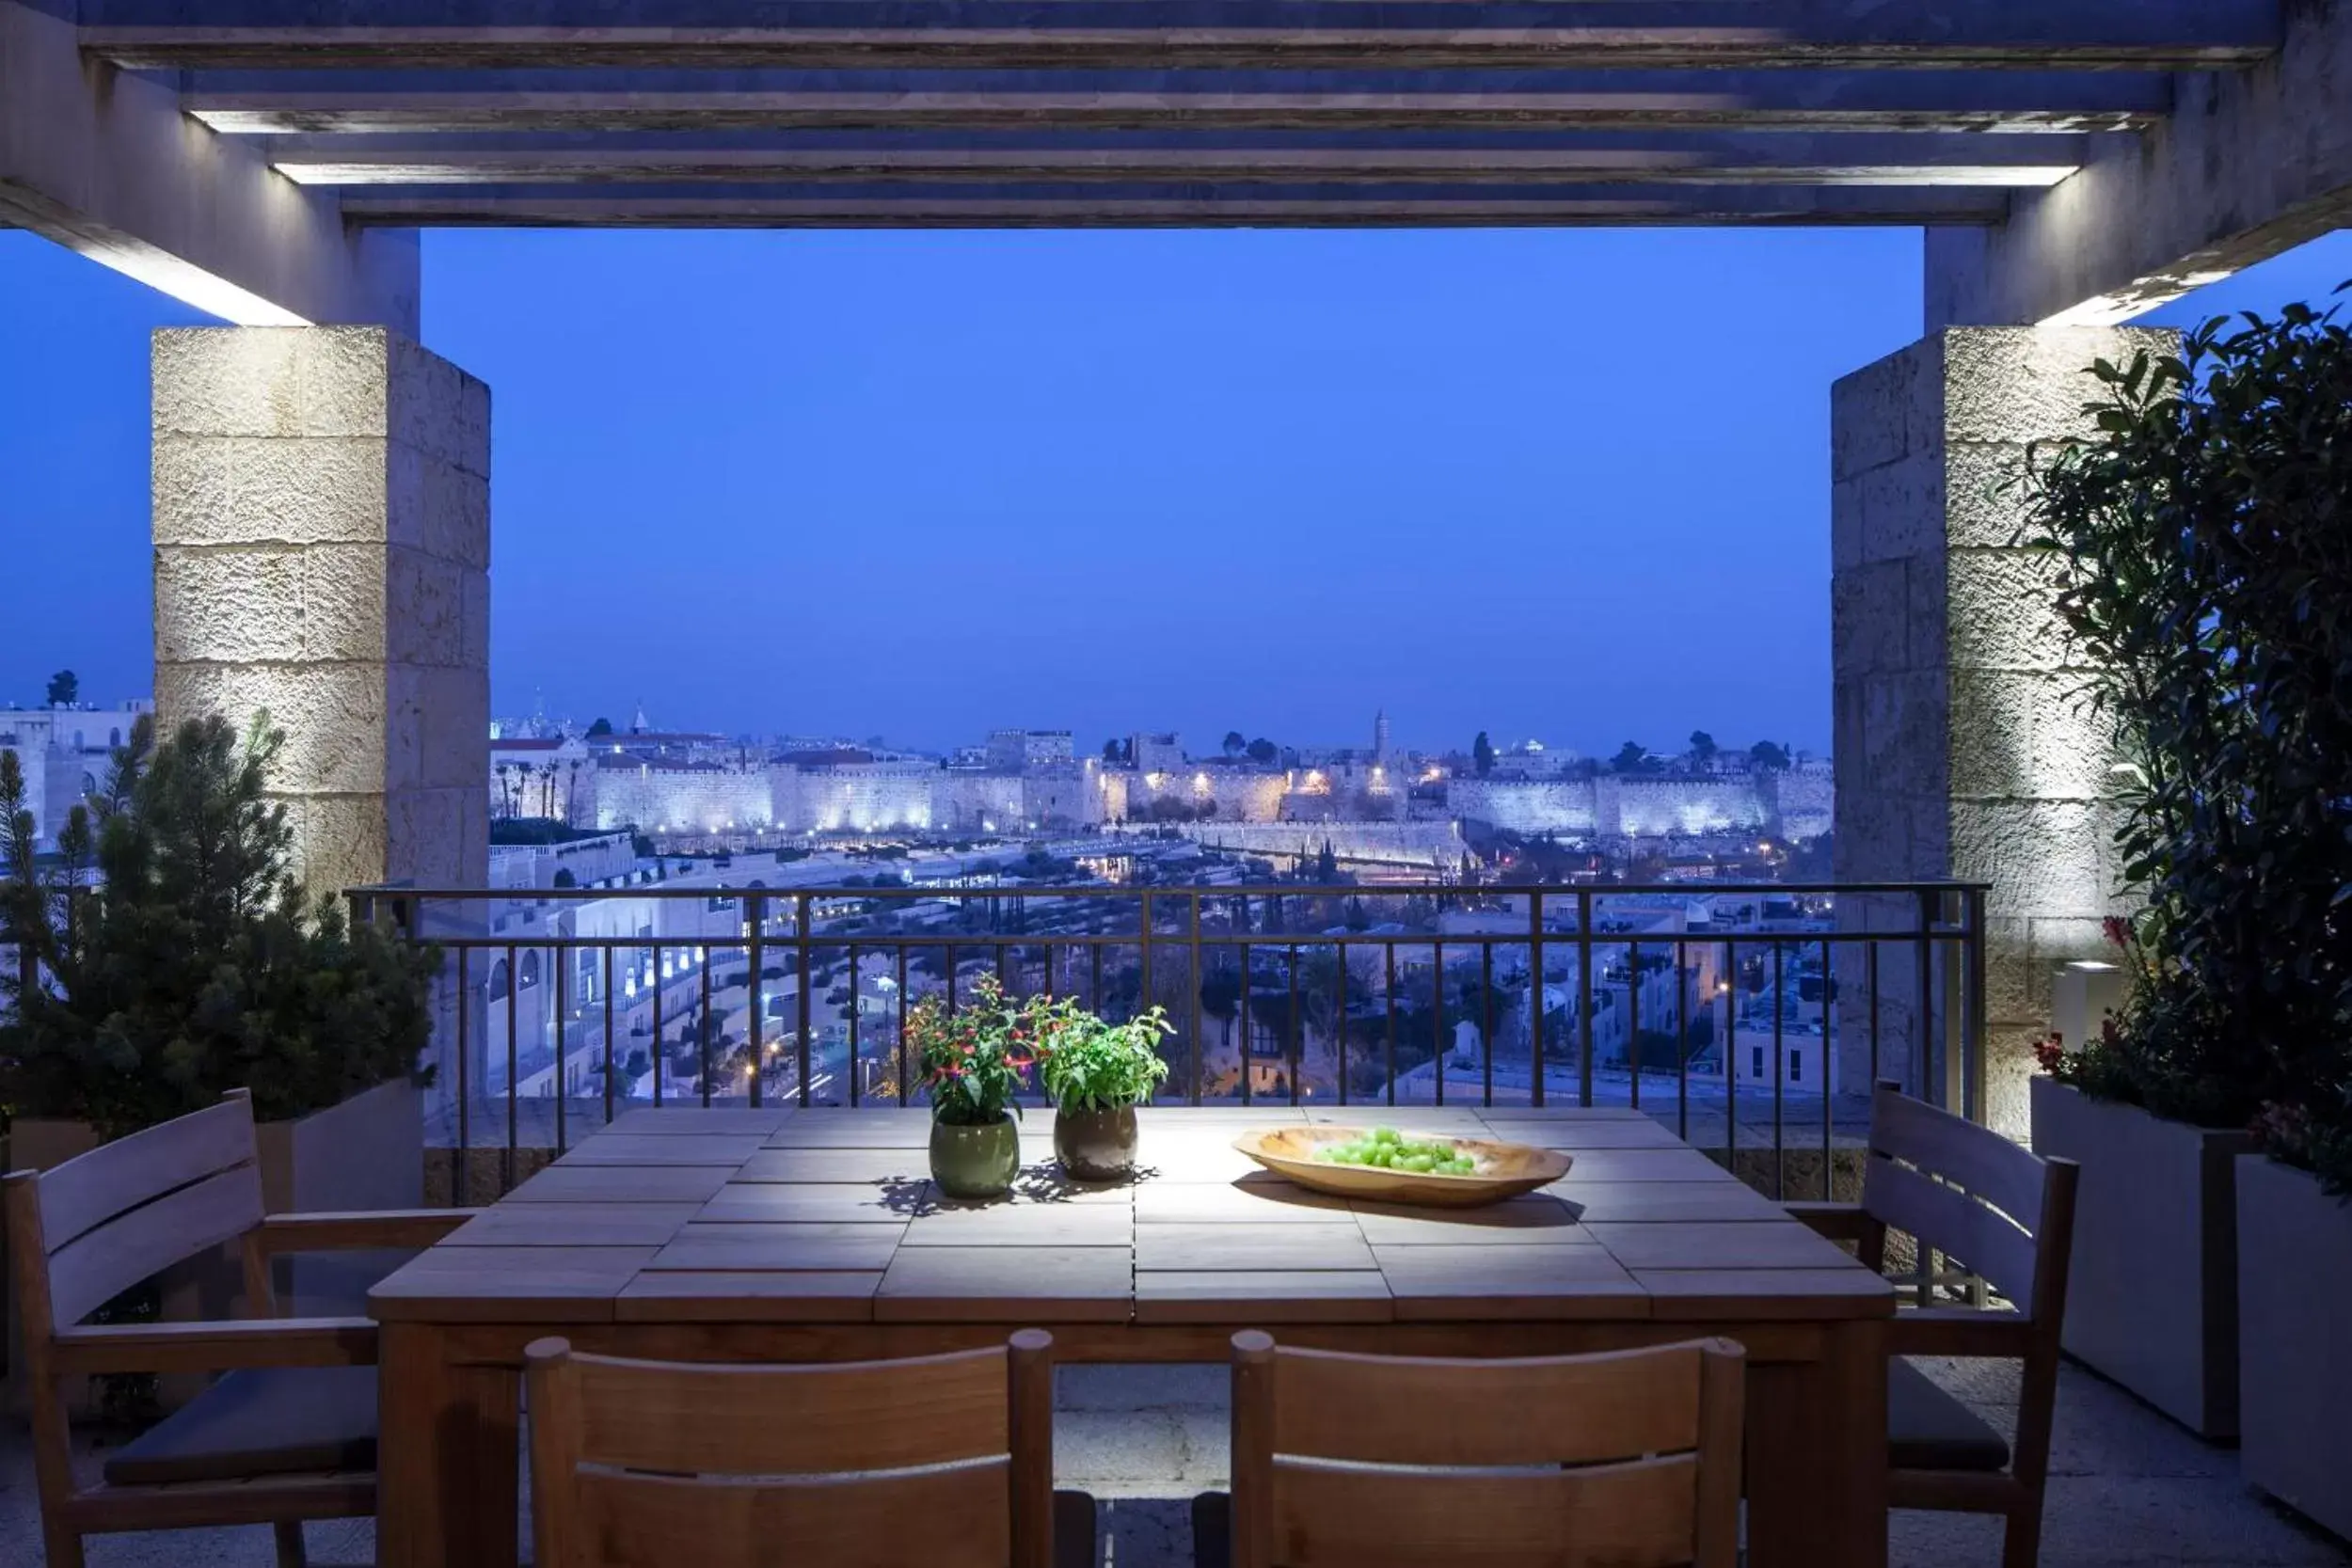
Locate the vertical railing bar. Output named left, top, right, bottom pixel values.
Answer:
left=796, top=894, right=814, bottom=1109
left=947, top=942, right=959, bottom=1015
left=1090, top=941, right=1103, bottom=1013
left=651, top=943, right=664, bottom=1108
left=896, top=944, right=910, bottom=1108
left=1867, top=941, right=1882, bottom=1098
left=1914, top=891, right=1934, bottom=1105
left=1964, top=887, right=1989, bottom=1129
left=1384, top=942, right=1398, bottom=1108
left=601, top=946, right=615, bottom=1127
left=746, top=893, right=765, bottom=1110
left=698, top=941, right=713, bottom=1107
left=1675, top=940, right=1689, bottom=1141
left=1529, top=889, right=1545, bottom=1108
left=1190, top=894, right=1205, bottom=1107
left=1286, top=943, right=1300, bottom=1107
left=1335, top=934, right=1349, bottom=1107
left=1239, top=937, right=1253, bottom=1107
left=1626, top=939, right=1641, bottom=1114
left=454, top=945, right=470, bottom=1206
left=503, top=942, right=518, bottom=1195
left=1480, top=941, right=1494, bottom=1108
left=1139, top=890, right=1155, bottom=1028
left=1576, top=890, right=1595, bottom=1109
left=1771, top=938, right=1785, bottom=1202
left=553, top=942, right=567, bottom=1155
left=1432, top=940, right=1445, bottom=1108
left=849, top=941, right=862, bottom=1108
left=1722, top=938, right=1736, bottom=1180
left=1820, top=937, right=1835, bottom=1204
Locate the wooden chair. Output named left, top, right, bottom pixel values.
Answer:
left=525, top=1329, right=1099, bottom=1568
left=1788, top=1081, right=2081, bottom=1568
left=4, top=1087, right=474, bottom=1568
left=1193, top=1333, right=1745, bottom=1568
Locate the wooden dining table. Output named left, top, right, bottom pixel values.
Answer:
left=371, top=1102, right=1891, bottom=1568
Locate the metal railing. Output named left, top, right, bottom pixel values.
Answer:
left=350, top=879, right=1989, bottom=1206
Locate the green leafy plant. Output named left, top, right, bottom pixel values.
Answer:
left=905, top=973, right=1035, bottom=1127
left=2019, top=290, right=2352, bottom=1191
left=1034, top=1001, right=1173, bottom=1113
left=1, top=713, right=438, bottom=1136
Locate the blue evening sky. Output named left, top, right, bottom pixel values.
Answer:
left=4, top=225, right=2347, bottom=758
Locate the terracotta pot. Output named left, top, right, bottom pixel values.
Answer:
left=1054, top=1104, right=1140, bottom=1181
left=930, top=1114, right=1021, bottom=1200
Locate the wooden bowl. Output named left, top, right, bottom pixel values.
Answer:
left=1232, top=1127, right=1572, bottom=1209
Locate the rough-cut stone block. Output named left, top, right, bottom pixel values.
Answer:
left=1944, top=441, right=2034, bottom=550
left=298, top=543, right=390, bottom=664
left=151, top=437, right=235, bottom=542
left=1983, top=916, right=2033, bottom=1023
left=157, top=659, right=389, bottom=801
left=1903, top=551, right=1951, bottom=673
left=388, top=445, right=491, bottom=569
left=1947, top=547, right=2067, bottom=672
left=388, top=787, right=485, bottom=888
left=294, top=794, right=391, bottom=897
left=238, top=436, right=391, bottom=546
left=1947, top=665, right=2038, bottom=800
left=1943, top=327, right=2175, bottom=448
left=1852, top=451, right=1947, bottom=566
left=2030, top=680, right=2119, bottom=800
left=1831, top=560, right=1912, bottom=678
left=384, top=546, right=469, bottom=668
left=1858, top=672, right=1948, bottom=800
left=153, top=328, right=302, bottom=438
left=154, top=546, right=306, bottom=664
left=1830, top=339, right=1937, bottom=482
left=294, top=328, right=389, bottom=439
left=1951, top=800, right=2106, bottom=918
left=387, top=663, right=490, bottom=795
left=389, top=337, right=491, bottom=477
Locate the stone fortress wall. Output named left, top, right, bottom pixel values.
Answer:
left=1445, top=766, right=1831, bottom=842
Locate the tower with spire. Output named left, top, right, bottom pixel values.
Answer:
left=1373, top=708, right=1391, bottom=766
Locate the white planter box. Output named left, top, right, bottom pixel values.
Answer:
left=2029, top=1075, right=2249, bottom=1439
left=2236, top=1154, right=2352, bottom=1540
left=6, top=1079, right=422, bottom=1407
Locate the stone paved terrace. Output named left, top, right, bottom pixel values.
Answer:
left=4, top=1357, right=2344, bottom=1567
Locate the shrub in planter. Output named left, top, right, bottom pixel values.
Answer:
left=1, top=716, right=437, bottom=1395
left=1035, top=998, right=1173, bottom=1180
left=2019, top=292, right=2352, bottom=1437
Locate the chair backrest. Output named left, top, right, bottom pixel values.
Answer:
left=1859, top=1082, right=2078, bottom=1323
left=1228, top=1333, right=1744, bottom=1568
left=4, top=1090, right=265, bottom=1337
left=525, top=1329, right=1057, bottom=1568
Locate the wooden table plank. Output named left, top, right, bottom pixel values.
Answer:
left=1583, top=1221, right=1864, bottom=1272
left=369, top=1246, right=656, bottom=1323
left=1133, top=1138, right=1279, bottom=1184
left=1372, top=1243, right=1649, bottom=1321
left=616, top=1271, right=882, bottom=1323
left=1547, top=1179, right=1790, bottom=1224
left=1489, top=1120, right=1686, bottom=1150
left=555, top=1134, right=767, bottom=1167
left=1474, top=1106, right=1652, bottom=1122
left=645, top=1223, right=907, bottom=1273
left=764, top=1112, right=936, bottom=1148
left=1136, top=1223, right=1374, bottom=1273
left=1134, top=1176, right=1351, bottom=1226
left=698, top=1182, right=930, bottom=1224
left=1136, top=1270, right=1392, bottom=1324
left=504, top=1164, right=736, bottom=1204
left=1634, top=1269, right=1897, bottom=1322
left=443, top=1203, right=703, bottom=1248
left=605, top=1106, right=791, bottom=1136
left=902, top=1202, right=1134, bottom=1247
left=736, top=1148, right=931, bottom=1183
left=1350, top=1194, right=1589, bottom=1246
left=1541, top=1147, right=1739, bottom=1183
left=876, top=1246, right=1132, bottom=1323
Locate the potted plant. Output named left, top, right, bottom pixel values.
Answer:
left=907, top=974, right=1035, bottom=1201
left=2019, top=295, right=2352, bottom=1446
left=1034, top=999, right=1172, bottom=1180
left=1, top=714, right=438, bottom=1345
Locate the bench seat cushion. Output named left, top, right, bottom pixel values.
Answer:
left=103, top=1365, right=377, bottom=1488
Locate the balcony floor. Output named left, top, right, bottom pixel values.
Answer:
left=3, top=1356, right=2342, bottom=1565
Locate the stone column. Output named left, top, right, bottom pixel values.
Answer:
left=152, top=326, right=489, bottom=897
left=1830, top=326, right=2173, bottom=1138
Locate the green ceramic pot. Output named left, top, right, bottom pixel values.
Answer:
left=1053, top=1104, right=1140, bottom=1181
left=930, top=1113, right=1021, bottom=1200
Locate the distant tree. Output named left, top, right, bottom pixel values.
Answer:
left=1315, top=839, right=1341, bottom=882
left=1101, top=737, right=1132, bottom=764
left=44, top=670, right=77, bottom=707
left=1750, top=739, right=1792, bottom=771
left=1472, top=732, right=1495, bottom=777
left=1245, top=737, right=1279, bottom=766
left=586, top=717, right=614, bottom=736
left=1222, top=731, right=1247, bottom=758
left=1612, top=741, right=1651, bottom=773
left=1195, top=799, right=1217, bottom=821
left=552, top=868, right=577, bottom=888
left=1688, top=730, right=1717, bottom=764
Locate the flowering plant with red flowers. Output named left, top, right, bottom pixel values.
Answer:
left=906, top=974, right=1038, bottom=1126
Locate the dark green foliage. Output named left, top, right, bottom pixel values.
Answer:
left=1748, top=740, right=1790, bottom=771
left=1472, top=732, right=1495, bottom=777
left=1612, top=741, right=1651, bottom=774
left=45, top=670, right=77, bottom=707
left=1245, top=737, right=1278, bottom=767
left=2020, top=293, right=2352, bottom=1192
left=585, top=718, right=613, bottom=736
left=0, top=715, right=437, bottom=1136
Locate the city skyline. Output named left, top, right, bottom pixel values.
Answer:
left=6, top=229, right=2349, bottom=755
